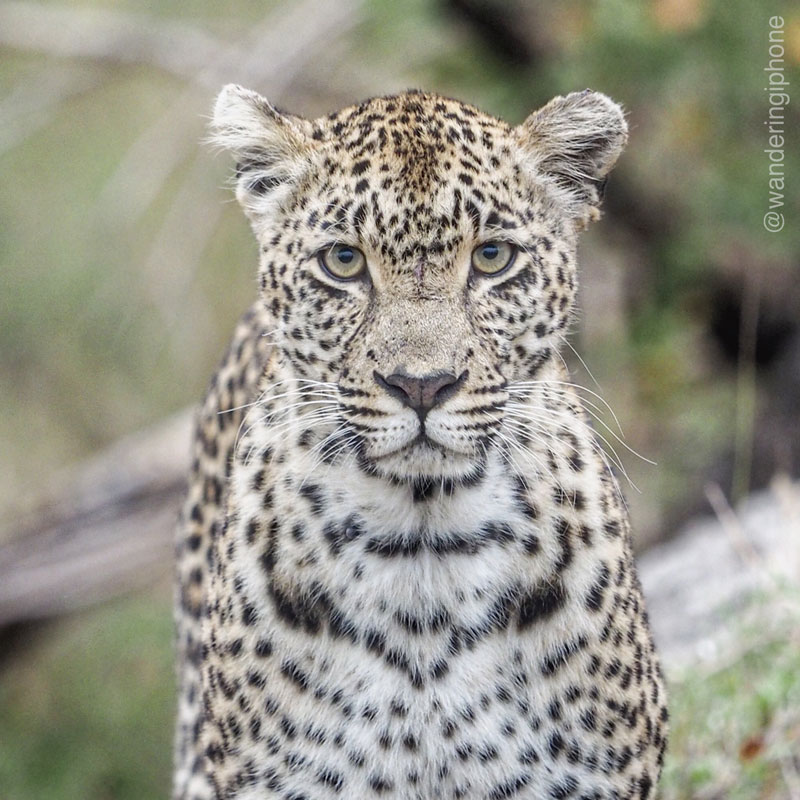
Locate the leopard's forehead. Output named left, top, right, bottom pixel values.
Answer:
left=300, top=92, right=527, bottom=274
left=309, top=92, right=514, bottom=197
left=312, top=91, right=511, bottom=157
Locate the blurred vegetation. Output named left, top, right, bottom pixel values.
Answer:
left=0, top=591, right=174, bottom=800
left=662, top=587, right=800, bottom=799
left=1, top=0, right=799, bottom=797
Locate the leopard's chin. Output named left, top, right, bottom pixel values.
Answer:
left=360, top=438, right=485, bottom=485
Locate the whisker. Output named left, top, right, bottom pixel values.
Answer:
left=503, top=408, right=633, bottom=484
left=505, top=400, right=653, bottom=468
left=507, top=379, right=625, bottom=434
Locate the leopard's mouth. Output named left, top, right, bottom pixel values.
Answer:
left=366, top=423, right=474, bottom=460
left=343, top=401, right=499, bottom=482
left=396, top=431, right=458, bottom=454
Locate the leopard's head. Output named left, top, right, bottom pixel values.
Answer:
left=212, top=86, right=626, bottom=483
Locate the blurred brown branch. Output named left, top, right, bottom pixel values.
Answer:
left=0, top=412, right=191, bottom=627
left=95, top=0, right=362, bottom=228
left=0, top=1, right=362, bottom=90
left=0, top=2, right=237, bottom=86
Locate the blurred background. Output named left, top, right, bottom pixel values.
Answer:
left=0, top=0, right=798, bottom=797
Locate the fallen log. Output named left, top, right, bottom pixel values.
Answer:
left=0, top=411, right=192, bottom=627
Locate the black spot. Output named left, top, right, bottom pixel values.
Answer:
left=365, top=628, right=386, bottom=654
left=243, top=517, right=259, bottom=545
left=489, top=774, right=530, bottom=799
left=281, top=659, right=310, bottom=691
left=268, top=580, right=331, bottom=634
left=430, top=658, right=450, bottom=680
left=327, top=606, right=358, bottom=643
left=255, top=638, right=273, bottom=657
left=279, top=715, right=297, bottom=740
left=411, top=478, right=436, bottom=502
left=518, top=578, right=566, bottom=629
left=227, top=638, right=243, bottom=656
left=186, top=533, right=202, bottom=552
left=317, top=768, right=344, bottom=791
left=464, top=197, right=481, bottom=231
left=390, top=699, right=408, bottom=718
left=554, top=517, right=574, bottom=572
left=369, top=775, right=393, bottom=793
left=353, top=203, right=368, bottom=235
left=299, top=483, right=325, bottom=515
left=521, top=533, right=540, bottom=555
left=365, top=533, right=421, bottom=558
left=541, top=634, right=589, bottom=676
left=478, top=743, right=498, bottom=761
left=247, top=670, right=266, bottom=689
left=549, top=775, right=579, bottom=798
left=481, top=521, right=515, bottom=544
left=323, top=521, right=344, bottom=556
left=384, top=647, right=410, bottom=674
left=585, top=563, right=611, bottom=611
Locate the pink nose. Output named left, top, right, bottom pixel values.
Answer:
left=374, top=370, right=467, bottom=418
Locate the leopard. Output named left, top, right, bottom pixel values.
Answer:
left=172, top=83, right=668, bottom=800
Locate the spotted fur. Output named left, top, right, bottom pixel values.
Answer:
left=173, top=85, right=667, bottom=800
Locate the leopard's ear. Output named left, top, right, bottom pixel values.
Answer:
left=210, top=84, right=313, bottom=221
left=516, top=90, right=627, bottom=229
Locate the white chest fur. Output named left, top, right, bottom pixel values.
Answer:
left=207, top=411, right=631, bottom=799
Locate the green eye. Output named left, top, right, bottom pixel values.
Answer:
left=471, top=241, right=516, bottom=275
left=318, top=244, right=367, bottom=280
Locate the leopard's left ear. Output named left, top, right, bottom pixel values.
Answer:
left=516, top=90, right=627, bottom=228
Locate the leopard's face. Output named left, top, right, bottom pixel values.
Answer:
left=213, top=88, right=626, bottom=481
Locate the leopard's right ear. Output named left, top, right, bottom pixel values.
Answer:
left=210, top=84, right=313, bottom=221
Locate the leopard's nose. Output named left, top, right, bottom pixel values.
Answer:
left=374, top=369, right=467, bottom=418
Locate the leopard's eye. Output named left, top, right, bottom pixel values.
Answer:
left=471, top=241, right=516, bottom=276
left=318, top=244, right=366, bottom=280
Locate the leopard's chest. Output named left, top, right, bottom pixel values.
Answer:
left=203, top=432, right=663, bottom=799
left=228, top=628, right=558, bottom=799
left=219, top=590, right=634, bottom=800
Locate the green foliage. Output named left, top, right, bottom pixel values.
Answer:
left=661, top=590, right=800, bottom=799
left=0, top=593, right=174, bottom=800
